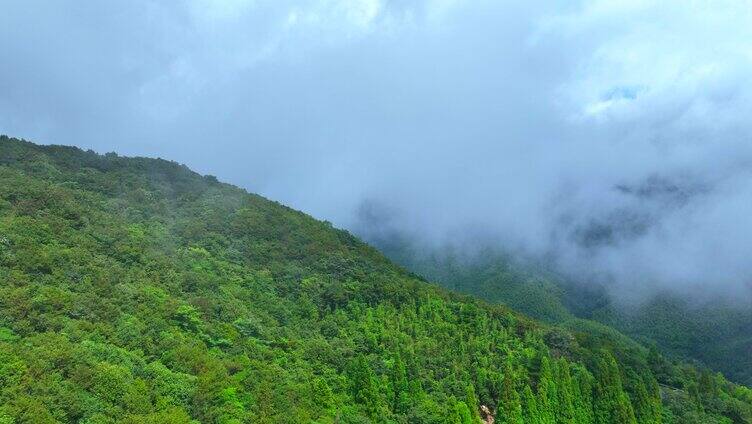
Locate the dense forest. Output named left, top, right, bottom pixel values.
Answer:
left=368, top=235, right=752, bottom=387
left=1, top=136, right=751, bottom=423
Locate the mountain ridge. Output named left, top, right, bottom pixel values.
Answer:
left=0, top=135, right=750, bottom=423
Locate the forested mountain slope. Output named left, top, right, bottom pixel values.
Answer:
left=371, top=236, right=752, bottom=387
left=1, top=136, right=751, bottom=423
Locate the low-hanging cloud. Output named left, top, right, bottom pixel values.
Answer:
left=2, top=0, right=752, bottom=302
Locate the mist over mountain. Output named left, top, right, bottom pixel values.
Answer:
left=5, top=2, right=752, bottom=422
left=4, top=1, right=752, bottom=303
left=4, top=136, right=752, bottom=423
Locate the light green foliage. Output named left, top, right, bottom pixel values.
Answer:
left=522, top=385, right=540, bottom=424
left=0, top=136, right=749, bottom=423
left=379, top=238, right=752, bottom=388
left=498, top=362, right=523, bottom=424
left=593, top=352, right=637, bottom=424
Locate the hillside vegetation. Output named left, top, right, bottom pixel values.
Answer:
left=0, top=136, right=751, bottom=423
left=373, top=238, right=752, bottom=387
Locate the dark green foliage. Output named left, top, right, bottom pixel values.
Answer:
left=0, top=136, right=750, bottom=423
left=597, top=294, right=752, bottom=387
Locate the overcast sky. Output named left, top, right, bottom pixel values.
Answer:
left=3, top=1, right=752, bottom=301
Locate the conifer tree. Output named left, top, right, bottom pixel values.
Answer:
left=446, top=396, right=463, bottom=424
left=572, top=366, right=595, bottom=424
left=465, top=384, right=483, bottom=424
left=455, top=400, right=476, bottom=424
left=522, top=384, right=541, bottom=424
left=627, top=372, right=662, bottom=424
left=555, top=359, right=576, bottom=424
left=348, top=355, right=383, bottom=419
left=391, top=353, right=411, bottom=415
left=498, top=362, right=524, bottom=424
left=593, top=352, right=637, bottom=424
left=537, top=357, right=558, bottom=424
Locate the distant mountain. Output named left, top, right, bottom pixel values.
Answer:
left=0, top=136, right=750, bottom=423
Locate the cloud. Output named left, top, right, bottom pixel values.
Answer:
left=2, top=0, right=752, bottom=301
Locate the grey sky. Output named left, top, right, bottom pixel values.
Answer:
left=3, top=1, right=752, bottom=300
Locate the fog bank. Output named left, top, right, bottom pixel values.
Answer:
left=3, top=1, right=752, bottom=301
